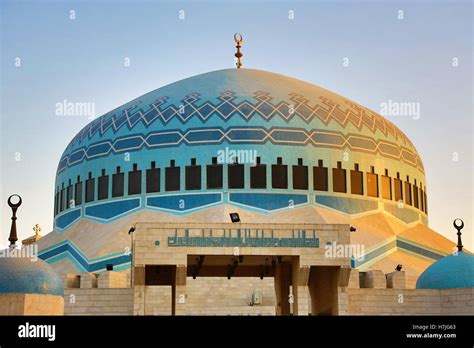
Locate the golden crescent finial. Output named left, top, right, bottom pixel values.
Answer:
left=234, top=33, right=243, bottom=44
left=233, top=33, right=243, bottom=69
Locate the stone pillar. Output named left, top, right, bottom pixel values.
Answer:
left=336, top=266, right=351, bottom=315
left=274, top=261, right=291, bottom=315
left=172, top=265, right=187, bottom=316
left=386, top=271, right=406, bottom=289
left=359, top=270, right=386, bottom=289
left=133, top=265, right=145, bottom=316
left=98, top=271, right=129, bottom=288
left=291, top=257, right=309, bottom=316
left=63, top=274, right=80, bottom=288
left=79, top=273, right=98, bottom=288
left=308, top=266, right=340, bottom=315
left=348, top=268, right=360, bottom=288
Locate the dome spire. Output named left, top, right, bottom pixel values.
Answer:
left=453, top=218, right=464, bottom=252
left=233, top=33, right=243, bottom=68
left=7, top=194, right=22, bottom=249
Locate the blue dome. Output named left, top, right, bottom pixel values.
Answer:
left=416, top=251, right=474, bottom=289
left=52, top=68, right=429, bottom=232
left=0, top=254, right=64, bottom=296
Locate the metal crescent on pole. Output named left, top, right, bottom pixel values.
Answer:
left=8, top=194, right=22, bottom=208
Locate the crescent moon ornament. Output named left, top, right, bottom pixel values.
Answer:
left=8, top=194, right=22, bottom=208
left=7, top=194, right=22, bottom=248
left=233, top=33, right=243, bottom=68
left=453, top=218, right=464, bottom=231
left=234, top=33, right=243, bottom=44
left=453, top=218, right=464, bottom=252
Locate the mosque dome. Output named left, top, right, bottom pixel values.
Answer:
left=0, top=255, right=64, bottom=296
left=52, top=68, right=428, bottom=230
left=416, top=251, right=474, bottom=289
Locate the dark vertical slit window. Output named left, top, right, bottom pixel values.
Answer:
left=54, top=189, right=59, bottom=215
left=207, top=157, right=223, bottom=189
left=98, top=169, right=109, bottom=200
left=59, top=184, right=65, bottom=212
left=128, top=164, right=142, bottom=195
left=228, top=158, right=245, bottom=189
left=165, top=160, right=180, bottom=191
left=57, top=189, right=61, bottom=214
left=367, top=166, right=378, bottom=198
left=423, top=189, right=428, bottom=214
left=250, top=157, right=266, bottom=189
left=66, top=180, right=73, bottom=209
left=75, top=176, right=83, bottom=206
left=419, top=185, right=424, bottom=212
left=381, top=169, right=392, bottom=200
left=112, top=166, right=124, bottom=197
left=185, top=158, right=201, bottom=190
left=146, top=161, right=160, bottom=193
left=313, top=160, right=328, bottom=191
left=394, top=172, right=403, bottom=202
left=272, top=157, right=288, bottom=189
left=85, top=172, right=95, bottom=203
left=292, top=158, right=308, bottom=190
left=404, top=176, right=412, bottom=206
left=332, top=161, right=347, bottom=193
left=413, top=179, right=419, bottom=209
left=350, top=163, right=363, bottom=195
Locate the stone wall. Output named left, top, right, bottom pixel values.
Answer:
left=64, top=289, right=133, bottom=315
left=347, top=288, right=474, bottom=315
left=139, top=277, right=276, bottom=316
left=0, top=294, right=64, bottom=315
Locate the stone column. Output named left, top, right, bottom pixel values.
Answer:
left=274, top=261, right=291, bottom=315
left=172, top=265, right=187, bottom=316
left=291, top=257, right=309, bottom=316
left=133, top=265, right=145, bottom=316
left=308, top=266, right=340, bottom=315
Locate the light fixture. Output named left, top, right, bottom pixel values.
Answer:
left=229, top=213, right=240, bottom=223
left=395, top=264, right=403, bottom=271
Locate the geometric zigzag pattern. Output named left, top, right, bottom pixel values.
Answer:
left=65, top=91, right=417, bottom=153
left=38, top=240, right=131, bottom=273
left=38, top=234, right=444, bottom=273
left=58, top=126, right=424, bottom=174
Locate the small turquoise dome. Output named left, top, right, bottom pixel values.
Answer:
left=0, top=254, right=64, bottom=296
left=416, top=251, right=474, bottom=289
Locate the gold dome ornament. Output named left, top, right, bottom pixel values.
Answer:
left=234, top=33, right=243, bottom=68
left=22, top=223, right=43, bottom=246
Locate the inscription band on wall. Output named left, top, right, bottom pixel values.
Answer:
left=165, top=228, right=320, bottom=248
